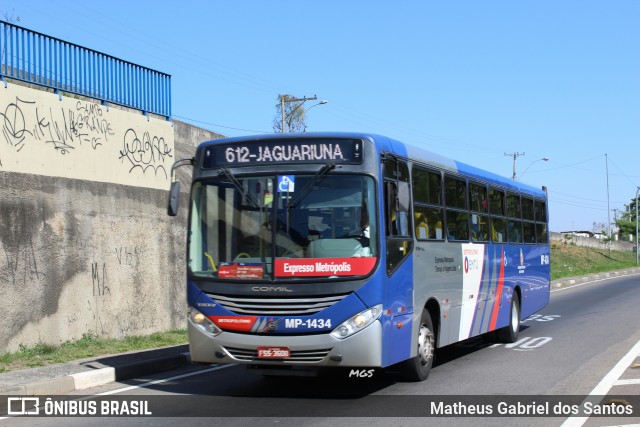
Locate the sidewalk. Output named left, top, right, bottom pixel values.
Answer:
left=0, top=344, right=190, bottom=395
left=1, top=268, right=639, bottom=396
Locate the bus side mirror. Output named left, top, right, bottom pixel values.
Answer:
left=167, top=181, right=181, bottom=216
left=167, top=157, right=194, bottom=217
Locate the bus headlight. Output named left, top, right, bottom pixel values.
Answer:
left=188, top=307, right=222, bottom=337
left=331, top=304, right=382, bottom=340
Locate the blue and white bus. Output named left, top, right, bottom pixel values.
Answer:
left=168, top=132, right=550, bottom=381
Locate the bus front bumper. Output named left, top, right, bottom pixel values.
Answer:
left=188, top=319, right=383, bottom=367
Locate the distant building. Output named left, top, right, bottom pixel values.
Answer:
left=560, top=230, right=595, bottom=238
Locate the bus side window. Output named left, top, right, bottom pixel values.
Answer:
left=413, top=167, right=444, bottom=240
left=384, top=157, right=413, bottom=274
left=444, top=176, right=469, bottom=242
left=385, top=181, right=411, bottom=237
left=522, top=197, right=536, bottom=243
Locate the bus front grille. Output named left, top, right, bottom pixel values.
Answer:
left=206, top=293, right=348, bottom=316
left=224, top=346, right=332, bottom=363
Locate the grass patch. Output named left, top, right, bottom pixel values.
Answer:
left=550, top=242, right=637, bottom=280
left=0, top=329, right=187, bottom=373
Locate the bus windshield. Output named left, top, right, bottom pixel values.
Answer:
left=188, top=173, right=378, bottom=280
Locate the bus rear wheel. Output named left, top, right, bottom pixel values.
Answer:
left=496, top=292, right=520, bottom=343
left=400, top=309, right=435, bottom=382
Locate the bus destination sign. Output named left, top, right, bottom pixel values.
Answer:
left=202, top=139, right=363, bottom=168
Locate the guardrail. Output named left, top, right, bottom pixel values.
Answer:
left=0, top=20, right=171, bottom=118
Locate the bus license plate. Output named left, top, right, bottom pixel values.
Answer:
left=257, top=347, right=290, bottom=359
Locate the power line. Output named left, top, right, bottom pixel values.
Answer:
left=21, top=2, right=640, bottom=194
left=547, top=189, right=627, bottom=205
left=23, top=2, right=523, bottom=154
left=173, top=115, right=268, bottom=134
left=608, top=156, right=640, bottom=187
left=548, top=198, right=609, bottom=211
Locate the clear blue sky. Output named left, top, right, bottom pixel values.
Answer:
left=6, top=1, right=639, bottom=233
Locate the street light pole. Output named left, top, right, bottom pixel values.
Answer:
left=281, top=95, right=319, bottom=133
left=517, top=157, right=549, bottom=180
left=306, top=99, right=328, bottom=113
left=606, top=154, right=611, bottom=254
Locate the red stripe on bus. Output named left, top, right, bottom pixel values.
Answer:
left=489, top=247, right=505, bottom=331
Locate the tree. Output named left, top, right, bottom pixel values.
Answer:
left=2, top=9, right=20, bottom=23
left=592, top=221, right=608, bottom=236
left=272, top=94, right=309, bottom=133
left=1, top=10, right=20, bottom=64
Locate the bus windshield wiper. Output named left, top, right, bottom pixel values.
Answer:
left=288, top=163, right=336, bottom=209
left=218, top=168, right=261, bottom=209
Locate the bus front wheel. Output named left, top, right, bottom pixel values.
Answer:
left=400, top=309, right=435, bottom=382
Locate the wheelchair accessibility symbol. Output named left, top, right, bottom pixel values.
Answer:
left=277, top=175, right=295, bottom=192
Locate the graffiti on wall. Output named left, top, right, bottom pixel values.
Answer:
left=0, top=83, right=174, bottom=190
left=115, top=246, right=144, bottom=267
left=0, top=97, right=116, bottom=152
left=2, top=239, right=45, bottom=288
left=91, top=262, right=111, bottom=297
left=119, top=130, right=172, bottom=178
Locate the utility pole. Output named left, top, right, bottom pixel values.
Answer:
left=505, top=152, right=525, bottom=180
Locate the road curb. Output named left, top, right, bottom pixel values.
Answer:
left=551, top=267, right=640, bottom=289
left=0, top=352, right=191, bottom=396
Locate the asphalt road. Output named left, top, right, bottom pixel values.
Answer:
left=3, top=273, right=640, bottom=427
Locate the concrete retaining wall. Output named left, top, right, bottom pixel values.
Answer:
left=550, top=232, right=635, bottom=252
left=0, top=82, right=223, bottom=353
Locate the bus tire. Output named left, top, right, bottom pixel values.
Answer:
left=400, top=309, right=435, bottom=382
left=496, top=292, right=520, bottom=343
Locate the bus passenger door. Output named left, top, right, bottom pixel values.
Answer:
left=382, top=156, right=414, bottom=366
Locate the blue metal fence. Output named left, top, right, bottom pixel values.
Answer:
left=0, top=20, right=171, bottom=118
